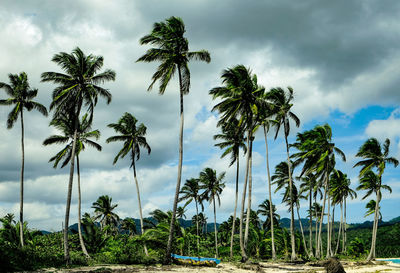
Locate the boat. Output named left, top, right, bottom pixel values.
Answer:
left=171, top=254, right=221, bottom=266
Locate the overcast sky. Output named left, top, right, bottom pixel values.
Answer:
left=1, top=0, right=400, bottom=231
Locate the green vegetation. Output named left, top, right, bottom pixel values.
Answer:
left=0, top=15, right=399, bottom=272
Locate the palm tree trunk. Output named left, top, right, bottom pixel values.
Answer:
left=296, top=204, right=309, bottom=257
left=64, top=127, right=78, bottom=265
left=284, top=134, right=296, bottom=261
left=314, top=196, right=318, bottom=256
left=316, top=176, right=328, bottom=259
left=132, top=158, right=149, bottom=256
left=76, top=156, right=90, bottom=258
left=195, top=200, right=200, bottom=256
left=367, top=190, right=381, bottom=261
left=344, top=198, right=347, bottom=253
left=19, top=110, right=25, bottom=248
left=213, top=197, right=218, bottom=258
left=239, top=134, right=250, bottom=262
left=331, top=204, right=335, bottom=256
left=326, top=195, right=331, bottom=258
left=165, top=65, right=185, bottom=264
left=309, top=187, right=313, bottom=257
left=335, top=201, right=343, bottom=255
left=263, top=125, right=276, bottom=259
left=230, top=154, right=239, bottom=258
left=244, top=138, right=253, bottom=250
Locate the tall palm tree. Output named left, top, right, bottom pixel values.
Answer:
left=257, top=199, right=280, bottom=231
left=214, top=117, right=247, bottom=258
left=121, top=218, right=137, bottom=237
left=354, top=138, right=398, bottom=261
left=210, top=65, right=264, bottom=262
left=137, top=17, right=210, bottom=263
left=364, top=200, right=381, bottom=219
left=0, top=72, right=48, bottom=247
left=92, top=195, right=120, bottom=231
left=267, top=87, right=300, bottom=261
left=106, top=112, right=151, bottom=256
left=43, top=113, right=101, bottom=258
left=41, top=47, right=115, bottom=264
left=179, top=178, right=201, bottom=255
left=199, top=167, right=225, bottom=258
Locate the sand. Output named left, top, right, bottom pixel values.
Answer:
left=32, top=260, right=400, bottom=273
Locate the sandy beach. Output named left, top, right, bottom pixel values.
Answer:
left=32, top=260, right=400, bottom=273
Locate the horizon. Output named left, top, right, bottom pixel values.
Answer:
left=1, top=1, right=400, bottom=231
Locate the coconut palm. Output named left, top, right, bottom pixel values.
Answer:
left=137, top=16, right=210, bottom=263
left=0, top=72, right=48, bottom=247
left=354, top=138, right=398, bottom=261
left=106, top=112, right=151, bottom=256
left=214, top=117, right=247, bottom=258
left=43, top=113, right=101, bottom=258
left=199, top=167, right=225, bottom=258
left=92, top=195, right=120, bottom=232
left=267, top=87, right=300, bottom=261
left=210, top=65, right=264, bottom=261
left=179, top=178, right=201, bottom=255
left=41, top=47, right=115, bottom=263
left=257, top=199, right=280, bottom=231
left=364, top=200, right=381, bottom=219
left=121, top=218, right=137, bottom=237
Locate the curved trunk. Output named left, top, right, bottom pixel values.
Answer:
left=132, top=157, right=149, bottom=256
left=244, top=137, right=253, bottom=250
left=296, top=204, right=309, bottom=257
left=284, top=133, right=296, bottom=261
left=239, top=134, right=250, bottom=262
left=230, top=154, right=239, bottom=258
left=213, top=197, right=218, bottom=258
left=367, top=189, right=381, bottom=261
left=19, top=110, right=25, bottom=248
left=316, top=175, right=328, bottom=259
left=64, top=127, right=78, bottom=265
left=76, top=156, right=90, bottom=258
left=263, top=125, right=276, bottom=259
left=165, top=65, right=184, bottom=264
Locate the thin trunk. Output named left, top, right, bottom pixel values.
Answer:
left=326, top=195, right=331, bottom=258
left=316, top=176, right=328, bottom=259
left=367, top=189, right=381, bottom=261
left=213, top=197, right=218, bottom=258
left=230, top=154, right=239, bottom=258
left=263, top=125, right=276, bottom=259
left=64, top=127, right=78, bottom=265
left=19, top=110, right=25, bottom=248
left=239, top=134, right=250, bottom=262
left=344, top=198, right=347, bottom=252
left=244, top=137, right=253, bottom=250
left=195, top=200, right=200, bottom=257
left=165, top=65, right=185, bottom=264
left=309, top=187, right=313, bottom=257
left=335, top=201, right=343, bottom=255
left=314, top=196, right=318, bottom=256
left=331, top=204, right=335, bottom=256
left=76, top=156, right=90, bottom=258
left=132, top=157, right=149, bottom=256
left=284, top=133, right=296, bottom=261
left=296, top=204, right=309, bottom=257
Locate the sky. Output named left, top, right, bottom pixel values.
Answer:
left=1, top=0, right=400, bottom=231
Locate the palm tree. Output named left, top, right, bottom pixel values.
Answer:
left=137, top=17, right=210, bottom=263
left=214, top=117, right=247, bottom=258
left=106, top=112, right=151, bottom=256
left=0, top=72, right=48, bottom=247
left=354, top=138, right=398, bottom=262
left=199, top=167, right=225, bottom=258
left=43, top=113, right=101, bottom=258
left=364, top=200, right=381, bottom=219
left=267, top=87, right=300, bottom=261
left=179, top=178, right=201, bottom=255
left=121, top=218, right=137, bottom=237
left=41, top=47, right=115, bottom=263
left=257, top=199, right=280, bottom=231
left=210, top=65, right=264, bottom=261
left=92, top=195, right=120, bottom=232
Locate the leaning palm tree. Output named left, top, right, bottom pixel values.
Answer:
left=0, top=72, right=48, bottom=247
left=179, top=178, right=201, bottom=255
left=92, top=195, right=120, bottom=232
left=210, top=65, right=264, bottom=262
left=106, top=112, right=151, bottom=256
left=214, top=117, right=247, bottom=258
left=41, top=47, right=115, bottom=264
left=199, top=167, right=225, bottom=258
left=137, top=16, right=211, bottom=264
left=43, top=113, right=101, bottom=258
left=267, top=87, right=300, bottom=261
left=354, top=138, right=398, bottom=262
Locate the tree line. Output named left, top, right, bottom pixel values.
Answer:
left=0, top=16, right=398, bottom=267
